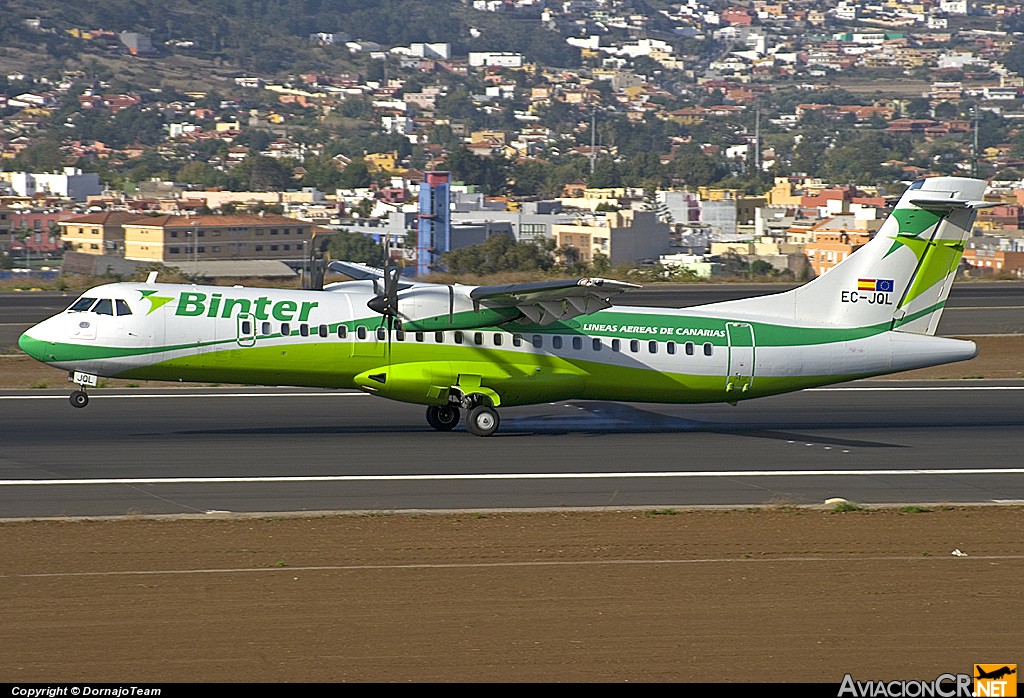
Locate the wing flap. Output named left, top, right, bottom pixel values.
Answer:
left=471, top=277, right=640, bottom=326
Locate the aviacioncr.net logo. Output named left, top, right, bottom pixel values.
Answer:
left=838, top=673, right=973, bottom=698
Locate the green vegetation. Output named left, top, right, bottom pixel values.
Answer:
left=443, top=235, right=555, bottom=276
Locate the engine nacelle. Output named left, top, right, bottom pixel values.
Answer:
left=397, top=285, right=519, bottom=331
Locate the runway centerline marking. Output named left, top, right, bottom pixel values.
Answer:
left=3, top=468, right=1023, bottom=486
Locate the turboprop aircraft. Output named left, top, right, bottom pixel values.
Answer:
left=19, top=176, right=992, bottom=436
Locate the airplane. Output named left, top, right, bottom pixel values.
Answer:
left=975, top=666, right=1017, bottom=681
left=19, top=176, right=993, bottom=436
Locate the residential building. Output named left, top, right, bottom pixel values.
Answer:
left=57, top=211, right=142, bottom=256
left=121, top=214, right=313, bottom=263
left=552, top=210, right=670, bottom=265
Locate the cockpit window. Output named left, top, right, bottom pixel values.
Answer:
left=68, top=297, right=97, bottom=312
left=115, top=299, right=132, bottom=316
left=93, top=299, right=114, bottom=316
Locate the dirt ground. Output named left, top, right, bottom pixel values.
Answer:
left=0, top=507, right=1022, bottom=683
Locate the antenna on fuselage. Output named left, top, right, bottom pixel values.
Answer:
left=146, top=271, right=158, bottom=284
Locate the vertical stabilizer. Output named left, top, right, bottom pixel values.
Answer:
left=706, top=177, right=989, bottom=334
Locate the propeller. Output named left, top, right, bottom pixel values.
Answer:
left=366, top=260, right=403, bottom=361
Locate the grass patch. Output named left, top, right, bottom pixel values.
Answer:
left=30, top=380, right=49, bottom=389
left=645, top=508, right=678, bottom=516
left=900, top=505, right=933, bottom=514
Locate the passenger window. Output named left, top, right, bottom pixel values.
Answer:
left=531, top=335, right=543, bottom=349
left=68, top=297, right=97, bottom=312
left=396, top=330, right=405, bottom=341
left=262, top=322, right=272, bottom=335
left=435, top=332, right=444, bottom=343
left=454, top=331, right=464, bottom=344
left=649, top=341, right=658, bottom=354
left=474, top=332, right=483, bottom=345
left=115, top=299, right=132, bottom=316
left=667, top=341, right=676, bottom=355
left=416, top=332, right=424, bottom=342
left=319, top=324, right=329, bottom=338
left=512, top=334, right=523, bottom=347
left=241, top=320, right=253, bottom=335
left=357, top=326, right=366, bottom=340
left=552, top=336, right=563, bottom=349
left=300, top=324, right=309, bottom=337
left=629, top=339, right=639, bottom=353
left=685, top=342, right=695, bottom=356
left=611, top=339, right=620, bottom=352
left=93, top=299, right=114, bottom=316
left=572, top=336, right=582, bottom=350
left=337, top=326, right=347, bottom=339
left=493, top=333, right=503, bottom=346
left=703, top=342, right=714, bottom=356
left=282, top=322, right=291, bottom=336
left=592, top=338, right=602, bottom=351
left=376, top=327, right=386, bottom=341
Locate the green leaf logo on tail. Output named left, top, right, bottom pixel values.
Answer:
left=139, top=289, right=174, bottom=315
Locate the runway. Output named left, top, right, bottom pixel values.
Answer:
left=3, top=381, right=1023, bottom=518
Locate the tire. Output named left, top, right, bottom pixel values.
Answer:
left=70, top=391, right=89, bottom=408
left=426, top=405, right=460, bottom=431
left=466, top=404, right=500, bottom=437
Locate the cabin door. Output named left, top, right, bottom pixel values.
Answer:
left=725, top=322, right=755, bottom=396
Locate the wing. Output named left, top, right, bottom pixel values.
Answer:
left=324, top=260, right=416, bottom=292
left=470, top=277, right=642, bottom=326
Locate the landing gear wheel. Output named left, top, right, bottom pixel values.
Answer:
left=466, top=404, right=500, bottom=437
left=70, top=390, right=89, bottom=408
left=426, top=405, right=460, bottom=431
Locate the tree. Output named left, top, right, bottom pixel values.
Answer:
left=443, top=235, right=554, bottom=275
left=233, top=155, right=291, bottom=191
left=904, top=97, right=932, bottom=119
left=338, top=158, right=371, bottom=189
left=327, top=232, right=386, bottom=266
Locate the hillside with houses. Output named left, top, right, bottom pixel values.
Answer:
left=1, top=0, right=1023, bottom=282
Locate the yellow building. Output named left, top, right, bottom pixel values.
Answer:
left=122, top=213, right=313, bottom=263
left=57, top=212, right=141, bottom=256
left=364, top=151, right=400, bottom=173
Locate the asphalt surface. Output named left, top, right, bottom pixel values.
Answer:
left=2, top=381, right=1023, bottom=518
left=2, top=280, right=1023, bottom=350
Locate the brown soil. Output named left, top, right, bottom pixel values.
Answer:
left=1, top=507, right=1021, bottom=683
left=2, top=335, right=1021, bottom=390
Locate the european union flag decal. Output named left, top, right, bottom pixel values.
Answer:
left=874, top=278, right=894, bottom=292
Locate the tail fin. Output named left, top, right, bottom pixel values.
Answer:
left=709, top=177, right=990, bottom=335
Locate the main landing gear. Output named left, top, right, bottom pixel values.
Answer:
left=425, top=405, right=460, bottom=431
left=424, top=394, right=501, bottom=437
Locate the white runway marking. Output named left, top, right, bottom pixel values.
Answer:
left=0, top=392, right=369, bottom=400
left=1, top=385, right=1022, bottom=401
left=2, top=468, right=1023, bottom=487
left=5, top=554, right=1024, bottom=581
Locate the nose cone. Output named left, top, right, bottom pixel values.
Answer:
left=19, top=327, right=48, bottom=362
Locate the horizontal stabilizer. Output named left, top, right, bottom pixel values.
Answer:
left=908, top=198, right=998, bottom=211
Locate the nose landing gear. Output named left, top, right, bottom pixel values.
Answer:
left=68, top=371, right=98, bottom=409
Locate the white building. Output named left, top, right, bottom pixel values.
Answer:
left=4, top=168, right=102, bottom=201
left=468, top=52, right=525, bottom=68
